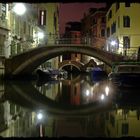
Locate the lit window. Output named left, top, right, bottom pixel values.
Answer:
left=41, top=11, right=44, bottom=25
left=39, top=10, right=46, bottom=25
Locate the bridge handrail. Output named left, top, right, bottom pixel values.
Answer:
left=8, top=33, right=139, bottom=61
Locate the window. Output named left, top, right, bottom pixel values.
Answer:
left=108, top=10, right=112, bottom=20
left=123, top=36, right=130, bottom=48
left=54, top=12, right=57, bottom=31
left=111, top=22, right=116, bottom=34
left=110, top=114, right=115, bottom=127
left=93, top=18, right=97, bottom=24
left=125, top=2, right=130, bottom=7
left=106, top=113, right=109, bottom=120
left=116, top=2, right=120, bottom=11
left=122, top=123, right=129, bottom=135
left=101, top=29, right=105, bottom=37
left=39, top=10, right=46, bottom=25
left=107, top=27, right=110, bottom=37
left=10, top=104, right=15, bottom=115
left=101, top=17, right=105, bottom=23
left=2, top=4, right=6, bottom=16
left=46, top=62, right=51, bottom=68
left=28, top=25, right=30, bottom=35
left=24, top=21, right=26, bottom=34
left=74, top=86, right=77, bottom=95
left=118, top=16, right=120, bottom=28
left=123, top=16, right=130, bottom=27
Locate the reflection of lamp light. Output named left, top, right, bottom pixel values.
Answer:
left=86, top=90, right=90, bottom=96
left=100, top=94, right=105, bottom=100
left=37, top=112, right=43, bottom=137
left=110, top=40, right=117, bottom=46
left=13, top=3, right=26, bottom=15
left=105, top=86, right=109, bottom=96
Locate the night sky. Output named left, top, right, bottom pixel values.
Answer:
left=59, top=3, right=106, bottom=34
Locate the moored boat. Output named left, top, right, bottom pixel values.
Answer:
left=108, top=62, right=140, bottom=87
left=90, top=67, right=107, bottom=82
left=36, top=68, right=68, bottom=80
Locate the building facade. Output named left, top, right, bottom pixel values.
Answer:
left=91, top=8, right=106, bottom=49
left=37, top=3, right=59, bottom=69
left=81, top=8, right=107, bottom=65
left=0, top=3, right=41, bottom=57
left=105, top=108, right=140, bottom=137
left=63, top=22, right=82, bottom=63
left=106, top=2, right=140, bottom=59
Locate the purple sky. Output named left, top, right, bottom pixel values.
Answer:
left=59, top=3, right=106, bottom=34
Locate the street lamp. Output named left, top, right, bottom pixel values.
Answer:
left=13, top=3, right=26, bottom=15
left=106, top=38, right=119, bottom=53
left=37, top=32, right=44, bottom=39
left=34, top=31, right=45, bottom=47
left=37, top=113, right=43, bottom=120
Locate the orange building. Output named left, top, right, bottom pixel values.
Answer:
left=81, top=8, right=107, bottom=64
left=81, top=8, right=107, bottom=49
left=91, top=8, right=107, bottom=49
left=63, top=22, right=82, bottom=62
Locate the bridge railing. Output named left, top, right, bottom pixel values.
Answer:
left=53, top=37, right=139, bottom=61
left=8, top=33, right=139, bottom=61
left=103, top=47, right=139, bottom=61
left=46, top=36, right=91, bottom=45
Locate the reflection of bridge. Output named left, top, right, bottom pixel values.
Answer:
left=58, top=60, right=84, bottom=71
left=4, top=44, right=123, bottom=78
left=58, top=59, right=99, bottom=71
left=62, top=74, right=82, bottom=85
left=3, top=81, right=112, bottom=117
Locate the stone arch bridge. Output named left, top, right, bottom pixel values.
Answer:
left=4, top=44, right=123, bottom=78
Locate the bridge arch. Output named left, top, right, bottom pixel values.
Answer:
left=4, top=44, right=123, bottom=77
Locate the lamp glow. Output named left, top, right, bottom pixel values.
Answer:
left=111, top=40, right=117, bottom=46
left=13, top=3, right=26, bottom=15
left=105, top=86, right=109, bottom=96
left=37, top=113, right=43, bottom=120
left=100, top=94, right=105, bottom=100
left=86, top=90, right=90, bottom=96
left=37, top=32, right=44, bottom=39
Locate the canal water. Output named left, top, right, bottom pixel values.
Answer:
left=0, top=73, right=140, bottom=137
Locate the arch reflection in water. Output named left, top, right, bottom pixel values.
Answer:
left=0, top=74, right=140, bottom=137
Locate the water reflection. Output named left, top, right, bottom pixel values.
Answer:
left=0, top=74, right=140, bottom=137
